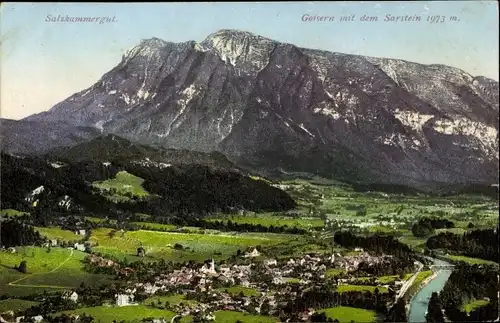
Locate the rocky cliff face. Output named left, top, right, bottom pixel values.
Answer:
left=3, top=29, right=499, bottom=189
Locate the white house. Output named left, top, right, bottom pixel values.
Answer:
left=264, top=259, right=277, bottom=266
left=74, top=243, right=85, bottom=252
left=63, top=291, right=79, bottom=302
left=244, top=248, right=260, bottom=258
left=116, top=294, right=136, bottom=307
left=75, top=229, right=86, bottom=236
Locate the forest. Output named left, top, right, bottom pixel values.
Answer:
left=438, top=263, right=498, bottom=322
left=426, top=229, right=499, bottom=262
left=411, top=217, right=455, bottom=238
left=1, top=153, right=296, bottom=220
left=0, top=219, right=45, bottom=247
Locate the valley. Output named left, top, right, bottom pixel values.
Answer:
left=1, top=157, right=498, bottom=322
left=0, top=16, right=498, bottom=323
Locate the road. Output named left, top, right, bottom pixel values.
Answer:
left=396, top=261, right=423, bottom=301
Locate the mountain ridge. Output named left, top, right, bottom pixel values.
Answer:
left=2, top=29, right=498, bottom=191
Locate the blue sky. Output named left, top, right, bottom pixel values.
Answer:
left=1, top=1, right=498, bottom=119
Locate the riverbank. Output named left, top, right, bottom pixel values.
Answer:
left=406, top=271, right=438, bottom=317
left=407, top=258, right=454, bottom=323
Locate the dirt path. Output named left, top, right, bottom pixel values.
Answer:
left=7, top=249, right=74, bottom=288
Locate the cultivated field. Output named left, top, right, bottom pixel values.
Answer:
left=57, top=305, right=177, bottom=322
left=0, top=247, right=112, bottom=297
left=89, top=228, right=293, bottom=262
left=318, top=306, right=377, bottom=322
left=35, top=227, right=81, bottom=242
left=205, top=213, right=325, bottom=230
left=214, top=310, right=279, bottom=323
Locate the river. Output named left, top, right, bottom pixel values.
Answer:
left=408, top=258, right=453, bottom=323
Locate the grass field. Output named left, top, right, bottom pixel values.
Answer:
left=0, top=209, right=29, bottom=218
left=89, top=228, right=292, bottom=263
left=213, top=310, right=279, bottom=323
left=219, top=286, right=259, bottom=297
left=446, top=255, right=499, bottom=266
left=435, top=228, right=469, bottom=235
left=376, top=275, right=400, bottom=284
left=278, top=180, right=499, bottom=236
left=206, top=214, right=325, bottom=229
left=92, top=171, right=150, bottom=202
left=0, top=247, right=112, bottom=297
left=336, top=284, right=388, bottom=293
left=145, top=294, right=198, bottom=308
left=398, top=234, right=427, bottom=252
left=326, top=268, right=346, bottom=278
left=132, top=222, right=177, bottom=231
left=58, top=305, right=176, bottom=322
left=461, top=298, right=490, bottom=314
left=0, top=299, right=38, bottom=313
left=35, top=227, right=81, bottom=241
left=318, top=306, right=377, bottom=322
left=85, top=217, right=105, bottom=223
left=411, top=270, right=434, bottom=289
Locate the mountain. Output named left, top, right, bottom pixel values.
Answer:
left=46, top=134, right=238, bottom=170
left=2, top=29, right=498, bottom=191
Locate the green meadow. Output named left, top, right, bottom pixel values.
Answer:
left=58, top=305, right=176, bottom=323
left=214, top=310, right=279, bottom=323
left=0, top=247, right=112, bottom=297
left=461, top=299, right=490, bottom=314
left=445, top=255, right=499, bottom=266
left=206, top=213, right=325, bottom=229
left=336, top=284, right=389, bottom=294
left=0, top=299, right=39, bottom=313
left=89, top=228, right=291, bottom=262
left=145, top=294, right=198, bottom=308
left=219, top=286, right=259, bottom=297
left=0, top=209, right=30, bottom=218
left=92, top=171, right=150, bottom=202
left=35, top=227, right=81, bottom=241
left=318, top=306, right=377, bottom=322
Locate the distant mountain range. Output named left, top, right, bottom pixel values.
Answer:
left=1, top=29, right=498, bottom=191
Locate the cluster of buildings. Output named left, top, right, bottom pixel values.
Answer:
left=114, top=249, right=401, bottom=321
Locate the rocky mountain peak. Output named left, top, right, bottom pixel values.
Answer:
left=203, top=29, right=273, bottom=43
left=200, top=29, right=276, bottom=68
left=123, top=37, right=169, bottom=60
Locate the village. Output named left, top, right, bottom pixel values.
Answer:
left=87, top=247, right=412, bottom=322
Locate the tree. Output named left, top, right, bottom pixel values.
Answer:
left=18, top=260, right=27, bottom=273
left=260, top=299, right=271, bottom=316
left=426, top=292, right=445, bottom=323
left=412, top=222, right=434, bottom=238
left=385, top=299, right=407, bottom=322
left=311, top=312, right=328, bottom=322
